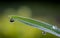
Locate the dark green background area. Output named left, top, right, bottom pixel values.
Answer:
left=0, top=2, right=60, bottom=16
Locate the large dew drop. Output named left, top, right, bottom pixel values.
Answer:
left=10, top=18, right=14, bottom=22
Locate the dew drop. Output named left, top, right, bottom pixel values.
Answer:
left=10, top=18, right=14, bottom=22
left=42, top=31, right=46, bottom=35
left=52, top=26, right=57, bottom=29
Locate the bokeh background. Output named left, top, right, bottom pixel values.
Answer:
left=0, top=1, right=60, bottom=38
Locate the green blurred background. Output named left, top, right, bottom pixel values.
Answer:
left=0, top=1, right=60, bottom=38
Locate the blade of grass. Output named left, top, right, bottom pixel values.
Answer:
left=9, top=15, right=60, bottom=37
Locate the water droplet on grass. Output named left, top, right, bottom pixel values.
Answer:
left=42, top=31, right=46, bottom=35
left=10, top=18, right=14, bottom=22
left=52, top=26, right=57, bottom=29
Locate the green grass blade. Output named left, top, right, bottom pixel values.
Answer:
left=10, top=15, right=60, bottom=37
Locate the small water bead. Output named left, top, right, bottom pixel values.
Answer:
left=42, top=31, right=46, bottom=35
left=52, top=26, right=58, bottom=29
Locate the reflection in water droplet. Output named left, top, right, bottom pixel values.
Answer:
left=42, top=31, right=46, bottom=35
